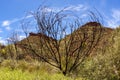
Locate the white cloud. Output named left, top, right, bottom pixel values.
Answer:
left=65, top=4, right=88, bottom=11
left=19, top=35, right=26, bottom=40
left=0, top=37, right=7, bottom=45
left=81, top=14, right=88, bottom=18
left=2, top=20, right=10, bottom=27
left=1, top=4, right=88, bottom=31
left=6, top=26, right=11, bottom=30
left=112, top=9, right=120, bottom=22
left=105, top=9, right=120, bottom=28
left=1, top=14, right=33, bottom=31
left=1, top=20, right=11, bottom=30
left=43, top=4, right=88, bottom=13
left=6, top=35, right=26, bottom=43
left=1, top=20, right=12, bottom=30
left=26, top=15, right=33, bottom=19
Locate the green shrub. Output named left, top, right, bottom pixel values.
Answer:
left=77, top=27, right=120, bottom=80
left=0, top=67, right=85, bottom=80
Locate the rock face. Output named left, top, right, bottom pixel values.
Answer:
left=82, top=22, right=101, bottom=27
left=29, top=32, right=38, bottom=36
left=16, top=21, right=114, bottom=59
left=29, top=32, right=57, bottom=41
left=29, top=32, right=45, bottom=36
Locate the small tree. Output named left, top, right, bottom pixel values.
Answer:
left=21, top=6, right=103, bottom=75
left=7, top=32, right=20, bottom=60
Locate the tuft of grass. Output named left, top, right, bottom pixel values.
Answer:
left=0, top=67, right=34, bottom=80
left=0, top=67, right=85, bottom=80
left=0, top=60, right=85, bottom=80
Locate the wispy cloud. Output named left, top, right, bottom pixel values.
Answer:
left=112, top=9, right=120, bottom=22
left=1, top=4, right=88, bottom=30
left=43, top=4, right=89, bottom=20
left=19, top=35, right=26, bottom=40
left=2, top=20, right=10, bottom=26
left=0, top=37, right=7, bottom=45
left=7, top=35, right=26, bottom=42
left=44, top=4, right=88, bottom=13
left=1, top=15, right=33, bottom=30
left=65, top=4, right=88, bottom=11
left=6, top=26, right=11, bottom=30
left=1, top=20, right=11, bottom=30
left=2, top=19, right=18, bottom=27
left=105, top=9, right=120, bottom=28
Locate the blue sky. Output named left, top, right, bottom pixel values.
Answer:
left=0, top=0, right=120, bottom=44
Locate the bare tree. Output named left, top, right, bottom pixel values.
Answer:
left=20, top=6, right=103, bottom=75
left=7, top=32, right=20, bottom=60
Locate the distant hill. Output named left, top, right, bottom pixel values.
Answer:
left=60, top=22, right=114, bottom=55
left=16, top=22, right=114, bottom=59
left=64, top=22, right=114, bottom=56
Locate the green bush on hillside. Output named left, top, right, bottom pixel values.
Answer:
left=77, top=27, right=120, bottom=80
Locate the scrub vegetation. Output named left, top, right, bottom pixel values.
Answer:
left=0, top=6, right=120, bottom=80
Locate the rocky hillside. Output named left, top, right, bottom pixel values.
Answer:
left=16, top=22, right=114, bottom=59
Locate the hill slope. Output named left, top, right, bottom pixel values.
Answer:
left=16, top=22, right=114, bottom=59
